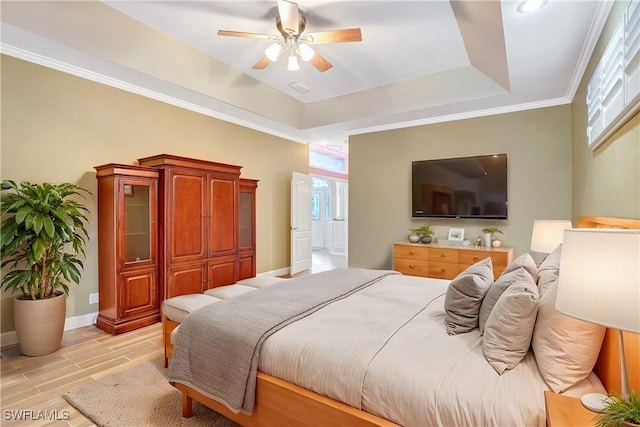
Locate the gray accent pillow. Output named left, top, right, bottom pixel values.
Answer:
left=444, top=257, right=494, bottom=335
left=501, top=253, right=538, bottom=282
left=483, top=276, right=539, bottom=374
left=479, top=266, right=533, bottom=334
left=537, top=244, right=562, bottom=297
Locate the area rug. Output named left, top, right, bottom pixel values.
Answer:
left=64, top=361, right=239, bottom=427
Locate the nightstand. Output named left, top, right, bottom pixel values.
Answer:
left=544, top=390, right=598, bottom=427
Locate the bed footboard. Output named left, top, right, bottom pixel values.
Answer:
left=173, top=373, right=399, bottom=427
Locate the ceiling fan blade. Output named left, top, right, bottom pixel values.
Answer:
left=305, top=28, right=362, bottom=44
left=217, top=30, right=275, bottom=40
left=310, top=52, right=333, bottom=73
left=252, top=56, right=272, bottom=70
left=278, top=0, right=299, bottom=35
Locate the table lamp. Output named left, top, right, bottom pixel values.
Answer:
left=530, top=219, right=573, bottom=254
left=555, top=228, right=640, bottom=411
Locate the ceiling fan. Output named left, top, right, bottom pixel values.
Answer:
left=217, top=0, right=362, bottom=72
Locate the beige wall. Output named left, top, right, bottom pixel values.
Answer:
left=349, top=105, right=573, bottom=269
left=1, top=55, right=308, bottom=333
left=571, top=1, right=640, bottom=221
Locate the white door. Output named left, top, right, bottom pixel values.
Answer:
left=290, top=172, right=312, bottom=275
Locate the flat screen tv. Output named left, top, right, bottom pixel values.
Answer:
left=412, top=154, right=508, bottom=219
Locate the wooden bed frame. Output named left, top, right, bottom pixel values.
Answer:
left=166, top=216, right=639, bottom=427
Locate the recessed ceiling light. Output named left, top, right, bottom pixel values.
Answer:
left=517, top=0, right=547, bottom=14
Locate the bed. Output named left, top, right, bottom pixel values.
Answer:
left=167, top=216, right=640, bottom=427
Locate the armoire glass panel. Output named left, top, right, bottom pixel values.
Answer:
left=124, top=184, right=151, bottom=263
left=239, top=192, right=253, bottom=248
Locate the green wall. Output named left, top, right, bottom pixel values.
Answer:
left=349, top=105, right=573, bottom=269
left=571, top=1, right=640, bottom=221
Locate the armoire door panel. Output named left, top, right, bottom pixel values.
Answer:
left=167, top=263, right=206, bottom=298
left=169, top=171, right=207, bottom=262
left=208, top=177, right=237, bottom=255
left=207, top=257, right=237, bottom=289
left=238, top=254, right=255, bottom=281
left=120, top=270, right=157, bottom=318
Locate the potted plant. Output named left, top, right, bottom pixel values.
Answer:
left=482, top=226, right=503, bottom=247
left=409, top=225, right=435, bottom=244
left=1, top=180, right=90, bottom=356
left=595, top=391, right=640, bottom=427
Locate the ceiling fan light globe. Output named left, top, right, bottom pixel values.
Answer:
left=299, top=43, right=315, bottom=62
left=287, top=55, right=300, bottom=71
left=265, top=43, right=282, bottom=61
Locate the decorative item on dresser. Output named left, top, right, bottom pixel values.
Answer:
left=393, top=241, right=513, bottom=280
left=481, top=226, right=503, bottom=248
left=94, top=164, right=160, bottom=335
left=408, top=225, right=435, bottom=244
left=95, top=155, right=258, bottom=334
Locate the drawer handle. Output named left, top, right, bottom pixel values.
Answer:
left=440, top=254, right=445, bottom=258
left=409, top=264, right=415, bottom=268
left=440, top=269, right=446, bottom=273
left=473, top=256, right=479, bottom=260
left=409, top=251, right=414, bottom=255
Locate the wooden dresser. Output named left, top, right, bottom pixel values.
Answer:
left=393, top=241, right=514, bottom=280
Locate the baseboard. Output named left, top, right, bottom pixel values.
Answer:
left=258, top=267, right=290, bottom=277
left=1, top=311, right=98, bottom=348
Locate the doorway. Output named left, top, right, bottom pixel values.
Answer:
left=311, top=176, right=348, bottom=272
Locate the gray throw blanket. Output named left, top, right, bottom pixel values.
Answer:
left=167, top=268, right=399, bottom=414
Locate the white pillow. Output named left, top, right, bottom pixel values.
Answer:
left=444, top=258, right=494, bottom=335
left=479, top=267, right=531, bottom=334
left=531, top=280, right=606, bottom=393
left=483, top=276, right=539, bottom=375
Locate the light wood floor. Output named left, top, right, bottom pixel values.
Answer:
left=1, top=323, right=163, bottom=427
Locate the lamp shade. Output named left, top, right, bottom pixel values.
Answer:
left=556, top=229, right=640, bottom=333
left=530, top=220, right=572, bottom=253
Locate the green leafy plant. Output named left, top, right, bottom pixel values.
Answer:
left=595, top=391, right=640, bottom=427
left=482, top=226, right=503, bottom=236
left=1, top=180, right=90, bottom=300
left=409, top=225, right=435, bottom=238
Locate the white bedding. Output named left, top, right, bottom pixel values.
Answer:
left=259, top=274, right=604, bottom=427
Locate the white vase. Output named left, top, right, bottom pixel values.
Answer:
left=483, top=233, right=492, bottom=247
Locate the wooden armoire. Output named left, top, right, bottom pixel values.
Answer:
left=94, top=164, right=160, bottom=334
left=95, top=154, right=257, bottom=334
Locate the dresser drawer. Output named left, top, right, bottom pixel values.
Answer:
left=428, top=248, right=459, bottom=263
left=394, top=258, right=429, bottom=277
left=428, top=261, right=459, bottom=280
left=459, top=250, right=509, bottom=267
left=394, top=244, right=429, bottom=260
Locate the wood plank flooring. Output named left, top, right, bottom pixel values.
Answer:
left=1, top=323, right=163, bottom=427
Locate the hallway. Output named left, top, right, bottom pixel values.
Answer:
left=311, top=249, right=348, bottom=273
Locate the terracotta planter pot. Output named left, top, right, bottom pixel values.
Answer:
left=14, top=293, right=66, bottom=356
